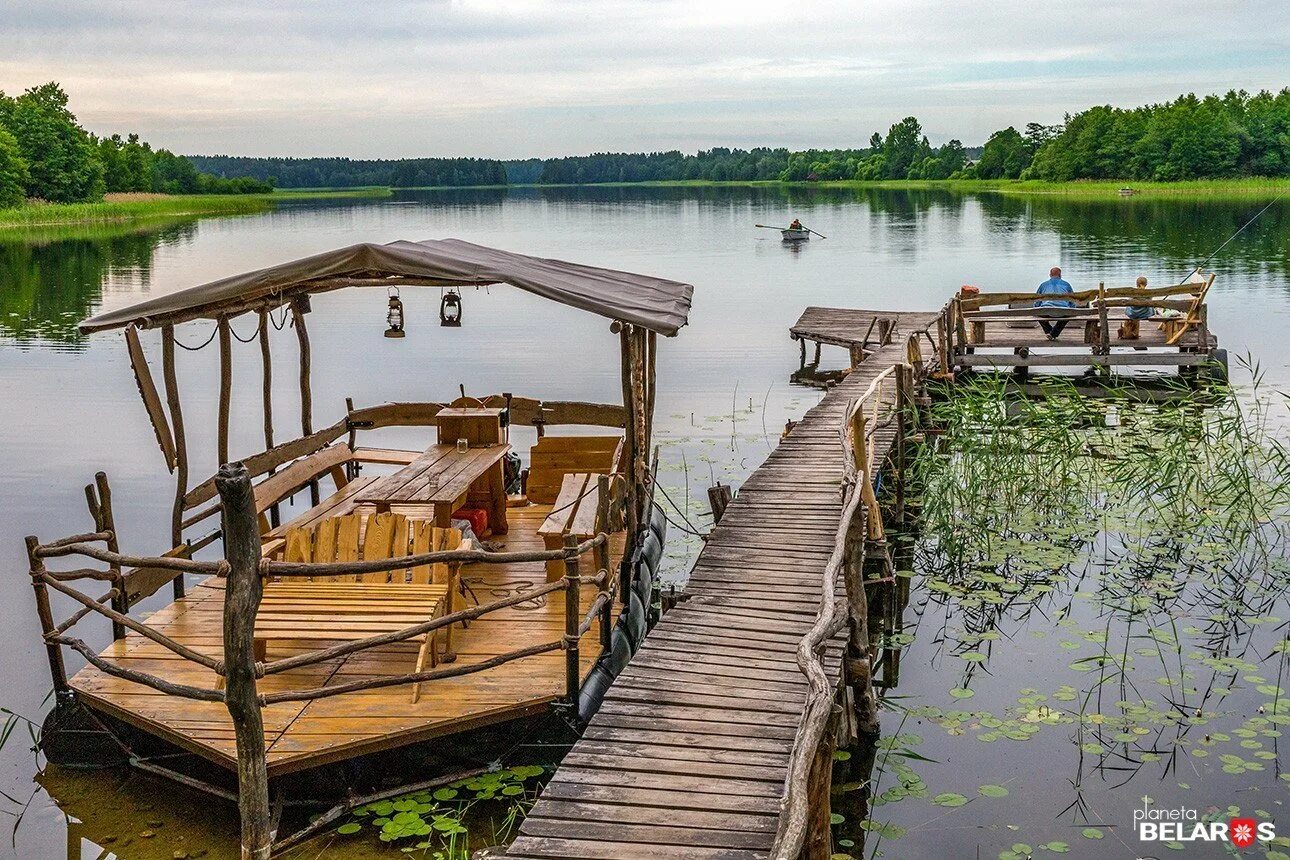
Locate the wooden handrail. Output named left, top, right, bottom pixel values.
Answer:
left=959, top=279, right=1206, bottom=310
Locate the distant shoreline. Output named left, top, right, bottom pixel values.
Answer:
left=0, top=188, right=391, bottom=234
left=3, top=178, right=1283, bottom=235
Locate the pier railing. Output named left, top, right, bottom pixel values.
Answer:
left=771, top=351, right=916, bottom=859
left=938, top=276, right=1215, bottom=372
left=24, top=463, right=615, bottom=859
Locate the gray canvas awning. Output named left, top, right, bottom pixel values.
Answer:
left=80, top=238, right=694, bottom=336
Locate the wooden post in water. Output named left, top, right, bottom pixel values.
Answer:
left=217, top=316, right=233, bottom=467
left=25, top=536, right=69, bottom=696
left=162, top=325, right=188, bottom=598
left=215, top=464, right=272, bottom=860
left=802, top=704, right=841, bottom=860
left=563, top=534, right=582, bottom=704
left=291, top=297, right=319, bottom=507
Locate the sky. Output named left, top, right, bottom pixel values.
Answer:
left=1, top=0, right=1287, bottom=159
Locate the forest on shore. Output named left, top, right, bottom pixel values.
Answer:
left=188, top=87, right=1290, bottom=188
left=0, top=82, right=272, bottom=209
left=6, top=84, right=1288, bottom=210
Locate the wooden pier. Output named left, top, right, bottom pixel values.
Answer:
left=508, top=309, right=937, bottom=860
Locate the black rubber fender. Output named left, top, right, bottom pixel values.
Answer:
left=649, top=504, right=667, bottom=542
left=607, top=626, right=633, bottom=674
left=641, top=531, right=663, bottom=574
left=632, top=565, right=653, bottom=607
left=577, top=664, right=614, bottom=723
left=622, top=592, right=647, bottom=647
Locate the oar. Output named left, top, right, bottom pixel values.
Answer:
left=755, top=224, right=786, bottom=230
left=806, top=227, right=827, bottom=240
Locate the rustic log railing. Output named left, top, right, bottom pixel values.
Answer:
left=25, top=463, right=615, bottom=859
left=770, top=361, right=911, bottom=859
left=941, top=276, right=1215, bottom=371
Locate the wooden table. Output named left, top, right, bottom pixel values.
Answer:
left=355, top=443, right=510, bottom=534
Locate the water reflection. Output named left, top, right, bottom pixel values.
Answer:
left=0, top=221, right=199, bottom=346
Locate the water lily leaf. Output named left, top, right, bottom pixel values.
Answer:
left=978, top=785, right=1009, bottom=797
left=336, top=822, right=361, bottom=835
left=933, top=792, right=969, bottom=807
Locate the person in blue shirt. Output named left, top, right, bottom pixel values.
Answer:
left=1035, top=266, right=1075, bottom=339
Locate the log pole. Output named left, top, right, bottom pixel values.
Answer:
left=215, top=463, right=271, bottom=860
left=162, top=326, right=189, bottom=598
left=563, top=534, right=581, bottom=704
left=91, top=473, right=129, bottom=639
left=291, top=299, right=318, bottom=506
left=616, top=323, right=639, bottom=541
left=258, top=310, right=280, bottom=528
left=595, top=474, right=612, bottom=650
left=217, top=317, right=233, bottom=467
left=25, top=536, right=69, bottom=695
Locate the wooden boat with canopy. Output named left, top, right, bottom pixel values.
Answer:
left=24, top=238, right=691, bottom=857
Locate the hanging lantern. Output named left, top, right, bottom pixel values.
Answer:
left=384, top=287, right=406, bottom=338
left=440, top=289, right=462, bottom=327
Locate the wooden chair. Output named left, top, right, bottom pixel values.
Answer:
left=256, top=512, right=463, bottom=702
left=527, top=435, right=623, bottom=504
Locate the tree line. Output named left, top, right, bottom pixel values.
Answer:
left=529, top=87, right=1290, bottom=185
left=187, top=155, right=507, bottom=189
left=0, top=82, right=272, bottom=209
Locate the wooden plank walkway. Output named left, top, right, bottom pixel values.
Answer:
left=508, top=310, right=937, bottom=860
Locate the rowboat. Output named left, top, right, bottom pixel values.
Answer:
left=782, top=228, right=811, bottom=242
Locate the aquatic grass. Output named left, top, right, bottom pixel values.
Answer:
left=859, top=370, right=1290, bottom=857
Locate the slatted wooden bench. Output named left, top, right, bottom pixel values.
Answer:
left=527, top=435, right=622, bottom=505
left=256, top=511, right=463, bottom=701
left=536, top=473, right=604, bottom=580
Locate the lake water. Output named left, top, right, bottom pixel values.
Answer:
left=1, top=186, right=1288, bottom=858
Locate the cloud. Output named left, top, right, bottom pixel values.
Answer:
left=1, top=0, right=1285, bottom=156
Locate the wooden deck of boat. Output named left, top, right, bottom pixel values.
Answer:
left=69, top=505, right=620, bottom=777
left=508, top=310, right=937, bottom=860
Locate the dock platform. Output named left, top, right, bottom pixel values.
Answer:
left=507, top=310, right=937, bottom=860
left=69, top=504, right=619, bottom=776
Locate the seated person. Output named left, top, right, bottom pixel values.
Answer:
left=1126, top=276, right=1154, bottom=320
left=1119, top=276, right=1153, bottom=340
left=789, top=218, right=803, bottom=230
left=1035, top=266, right=1075, bottom=339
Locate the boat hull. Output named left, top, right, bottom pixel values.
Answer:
left=781, top=229, right=810, bottom=241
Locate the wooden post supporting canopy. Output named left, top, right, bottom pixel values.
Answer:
left=217, top=316, right=233, bottom=467
left=215, top=463, right=272, bottom=860
left=563, top=534, right=581, bottom=704
left=615, top=322, right=639, bottom=541
left=258, top=309, right=280, bottom=528
left=162, top=325, right=189, bottom=598
left=291, top=297, right=319, bottom=506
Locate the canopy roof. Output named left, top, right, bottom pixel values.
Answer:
left=80, top=238, right=694, bottom=336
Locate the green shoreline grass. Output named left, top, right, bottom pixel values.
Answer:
left=0, top=188, right=392, bottom=233
left=509, top=177, right=1290, bottom=200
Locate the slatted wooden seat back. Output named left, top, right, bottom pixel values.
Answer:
left=282, top=511, right=431, bottom=582
left=528, top=435, right=623, bottom=504
left=408, top=521, right=461, bottom=584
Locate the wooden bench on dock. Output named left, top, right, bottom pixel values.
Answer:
left=537, top=473, right=606, bottom=580
left=258, top=511, right=462, bottom=701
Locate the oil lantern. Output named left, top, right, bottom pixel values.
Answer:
left=384, top=287, right=405, bottom=338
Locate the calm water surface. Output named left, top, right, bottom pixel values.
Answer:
left=1, top=187, right=1287, bottom=858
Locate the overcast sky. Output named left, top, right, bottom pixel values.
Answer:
left=2, top=0, right=1286, bottom=159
